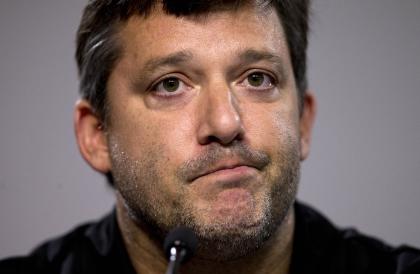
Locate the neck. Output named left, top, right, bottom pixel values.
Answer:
left=116, top=194, right=295, bottom=274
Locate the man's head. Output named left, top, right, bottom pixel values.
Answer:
left=74, top=0, right=315, bottom=261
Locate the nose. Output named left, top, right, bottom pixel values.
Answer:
left=197, top=83, right=244, bottom=145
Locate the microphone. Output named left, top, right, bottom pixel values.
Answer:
left=163, top=227, right=198, bottom=274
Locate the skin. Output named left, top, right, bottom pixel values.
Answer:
left=74, top=4, right=316, bottom=274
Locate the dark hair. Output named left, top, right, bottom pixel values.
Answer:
left=76, top=0, right=310, bottom=120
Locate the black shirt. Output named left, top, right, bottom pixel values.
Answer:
left=1, top=202, right=419, bottom=273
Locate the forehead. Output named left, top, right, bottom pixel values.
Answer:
left=115, top=5, right=289, bottom=65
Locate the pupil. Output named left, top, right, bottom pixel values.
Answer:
left=163, top=78, right=179, bottom=92
left=249, top=73, right=264, bottom=86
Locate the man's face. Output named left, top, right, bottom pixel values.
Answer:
left=105, top=5, right=307, bottom=259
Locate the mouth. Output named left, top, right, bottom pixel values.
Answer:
left=190, top=162, right=260, bottom=183
left=182, top=146, right=270, bottom=184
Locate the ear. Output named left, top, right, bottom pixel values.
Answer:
left=299, top=92, right=317, bottom=161
left=74, top=99, right=111, bottom=173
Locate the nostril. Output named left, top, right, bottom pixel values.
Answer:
left=203, top=127, right=244, bottom=146
left=206, top=135, right=220, bottom=144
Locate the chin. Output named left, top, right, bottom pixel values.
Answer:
left=194, top=219, right=273, bottom=261
left=188, top=205, right=273, bottom=261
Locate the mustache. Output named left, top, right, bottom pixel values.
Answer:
left=177, top=142, right=270, bottom=182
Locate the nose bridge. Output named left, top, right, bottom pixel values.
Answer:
left=209, top=84, right=241, bottom=125
left=197, top=79, right=244, bottom=145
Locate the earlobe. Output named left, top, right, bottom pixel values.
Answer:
left=299, top=92, right=317, bottom=161
left=74, top=100, right=111, bottom=173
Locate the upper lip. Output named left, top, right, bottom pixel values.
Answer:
left=190, top=160, right=257, bottom=182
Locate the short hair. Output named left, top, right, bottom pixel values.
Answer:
left=76, top=0, right=311, bottom=121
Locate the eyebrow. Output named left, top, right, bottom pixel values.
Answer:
left=238, top=49, right=285, bottom=65
left=133, top=48, right=288, bottom=90
left=142, top=48, right=286, bottom=74
left=232, top=49, right=288, bottom=83
left=143, top=50, right=194, bottom=73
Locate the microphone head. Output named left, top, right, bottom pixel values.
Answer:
left=163, top=226, right=198, bottom=263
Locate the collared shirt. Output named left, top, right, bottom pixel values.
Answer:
left=1, top=202, right=419, bottom=273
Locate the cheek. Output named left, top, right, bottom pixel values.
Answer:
left=110, top=109, right=196, bottom=176
left=108, top=122, right=177, bottom=200
left=272, top=110, right=299, bottom=139
left=245, top=103, right=299, bottom=148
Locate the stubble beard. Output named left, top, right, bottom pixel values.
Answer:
left=109, top=136, right=300, bottom=261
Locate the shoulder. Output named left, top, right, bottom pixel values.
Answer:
left=292, top=201, right=420, bottom=274
left=0, top=210, right=128, bottom=274
left=0, top=222, right=92, bottom=274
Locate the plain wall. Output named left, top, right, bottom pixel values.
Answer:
left=0, top=0, right=419, bottom=258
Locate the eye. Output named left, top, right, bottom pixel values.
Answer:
left=157, top=77, right=181, bottom=93
left=151, top=76, right=190, bottom=96
left=241, top=72, right=276, bottom=90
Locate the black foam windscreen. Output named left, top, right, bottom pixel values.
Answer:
left=163, top=227, right=198, bottom=263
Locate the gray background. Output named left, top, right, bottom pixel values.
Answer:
left=0, top=0, right=419, bottom=258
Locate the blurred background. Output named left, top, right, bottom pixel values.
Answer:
left=1, top=0, right=419, bottom=258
